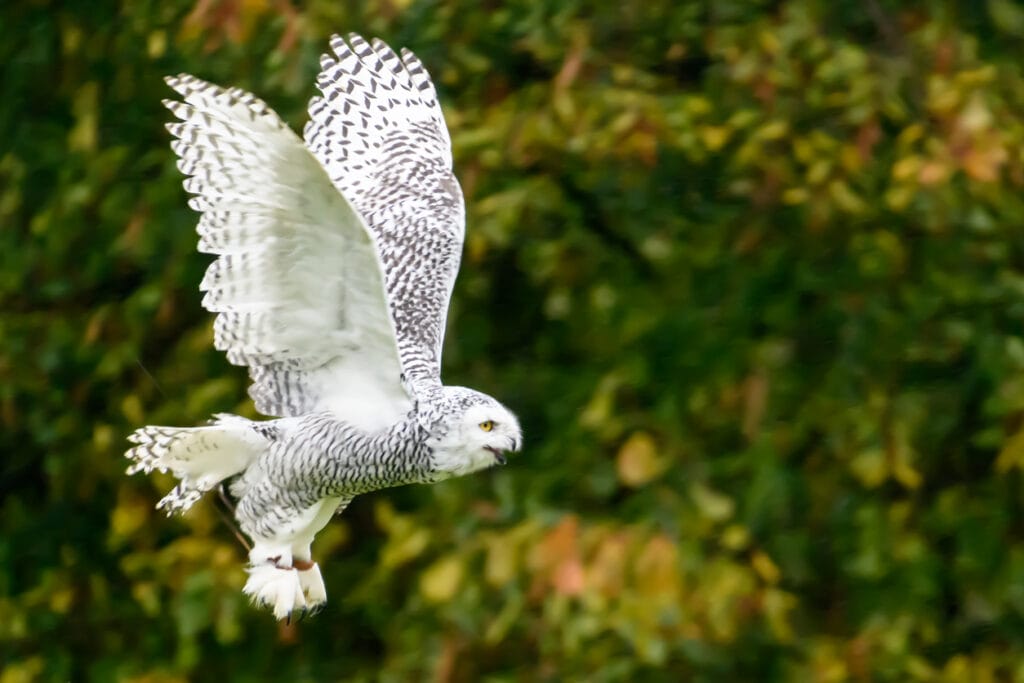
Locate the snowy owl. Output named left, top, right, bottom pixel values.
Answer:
left=125, top=34, right=522, bottom=619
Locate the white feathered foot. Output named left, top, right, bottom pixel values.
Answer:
left=243, top=544, right=326, bottom=620
left=297, top=562, right=327, bottom=610
left=239, top=500, right=342, bottom=618
left=293, top=542, right=327, bottom=612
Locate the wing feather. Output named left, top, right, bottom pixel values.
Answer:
left=304, top=35, right=464, bottom=393
left=164, top=74, right=411, bottom=428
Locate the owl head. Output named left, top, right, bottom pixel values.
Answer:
left=427, top=386, right=522, bottom=477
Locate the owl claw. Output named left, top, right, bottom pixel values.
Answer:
left=295, top=602, right=324, bottom=621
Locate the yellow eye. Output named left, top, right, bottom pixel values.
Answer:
left=479, top=420, right=494, bottom=432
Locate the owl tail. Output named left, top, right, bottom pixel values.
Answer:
left=125, top=413, right=271, bottom=515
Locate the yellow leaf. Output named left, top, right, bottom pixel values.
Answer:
left=93, top=423, right=113, bottom=451
left=587, top=532, right=629, bottom=597
left=990, top=0, right=1024, bottom=35
left=634, top=534, right=681, bottom=603
left=758, top=120, right=789, bottom=141
left=420, top=556, right=464, bottom=604
left=885, top=185, right=916, bottom=211
left=928, top=77, right=961, bottom=114
left=690, top=482, right=734, bottom=522
left=807, top=159, right=832, bottom=185
left=131, top=581, right=161, bottom=617
left=762, top=587, right=796, bottom=642
left=782, top=187, right=810, bottom=205
left=616, top=431, right=665, bottom=487
left=109, top=495, right=150, bottom=543
left=959, top=94, right=992, bottom=133
left=68, top=82, right=98, bottom=153
left=684, top=95, right=712, bottom=116
left=700, top=125, right=731, bottom=151
left=484, top=534, right=518, bottom=587
left=1, top=658, right=45, bottom=683
left=751, top=550, right=781, bottom=584
left=897, top=123, right=925, bottom=148
left=759, top=29, right=780, bottom=55
left=995, top=427, right=1024, bottom=472
left=942, top=655, right=971, bottom=682
left=147, top=30, right=167, bottom=59
left=121, top=394, right=144, bottom=425
left=906, top=656, right=936, bottom=680
left=828, top=179, right=866, bottom=213
left=720, top=524, right=750, bottom=551
left=892, top=460, right=922, bottom=490
left=891, top=430, right=922, bottom=490
left=892, top=155, right=922, bottom=181
left=49, top=586, right=74, bottom=614
left=850, top=448, right=887, bottom=488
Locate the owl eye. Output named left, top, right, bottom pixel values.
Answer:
left=479, top=420, right=494, bottom=432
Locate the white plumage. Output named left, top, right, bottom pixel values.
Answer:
left=126, top=34, right=522, bottom=619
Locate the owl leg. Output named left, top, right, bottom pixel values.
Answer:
left=291, top=497, right=346, bottom=613
left=237, top=493, right=347, bottom=619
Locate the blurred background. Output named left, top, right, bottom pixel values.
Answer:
left=4, top=0, right=1024, bottom=680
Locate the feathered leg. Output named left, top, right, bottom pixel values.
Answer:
left=289, top=496, right=343, bottom=612
left=239, top=496, right=347, bottom=619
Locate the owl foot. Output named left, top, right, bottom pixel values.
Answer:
left=243, top=562, right=306, bottom=620
left=294, top=559, right=327, bottom=610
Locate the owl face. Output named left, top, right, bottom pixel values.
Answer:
left=428, top=389, right=522, bottom=477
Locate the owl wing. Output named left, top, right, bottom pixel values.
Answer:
left=304, top=35, right=464, bottom=393
left=164, top=75, right=412, bottom=429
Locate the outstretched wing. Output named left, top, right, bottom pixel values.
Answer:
left=164, top=74, right=411, bottom=429
left=304, top=34, right=464, bottom=392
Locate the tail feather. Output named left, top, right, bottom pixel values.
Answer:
left=126, top=413, right=271, bottom=515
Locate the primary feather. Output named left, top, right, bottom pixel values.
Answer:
left=306, top=35, right=465, bottom=391
left=164, top=70, right=408, bottom=427
left=126, top=34, right=522, bottom=620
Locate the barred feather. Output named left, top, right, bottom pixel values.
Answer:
left=162, top=70, right=409, bottom=425
left=125, top=415, right=272, bottom=514
left=304, top=34, right=464, bottom=391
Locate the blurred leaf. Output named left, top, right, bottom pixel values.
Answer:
left=615, top=431, right=665, bottom=487
left=419, top=555, right=464, bottom=604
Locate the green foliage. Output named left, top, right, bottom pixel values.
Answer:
left=4, top=0, right=1024, bottom=680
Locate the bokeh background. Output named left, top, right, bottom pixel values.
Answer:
left=5, top=0, right=1024, bottom=680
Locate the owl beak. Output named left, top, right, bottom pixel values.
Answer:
left=484, top=446, right=508, bottom=465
